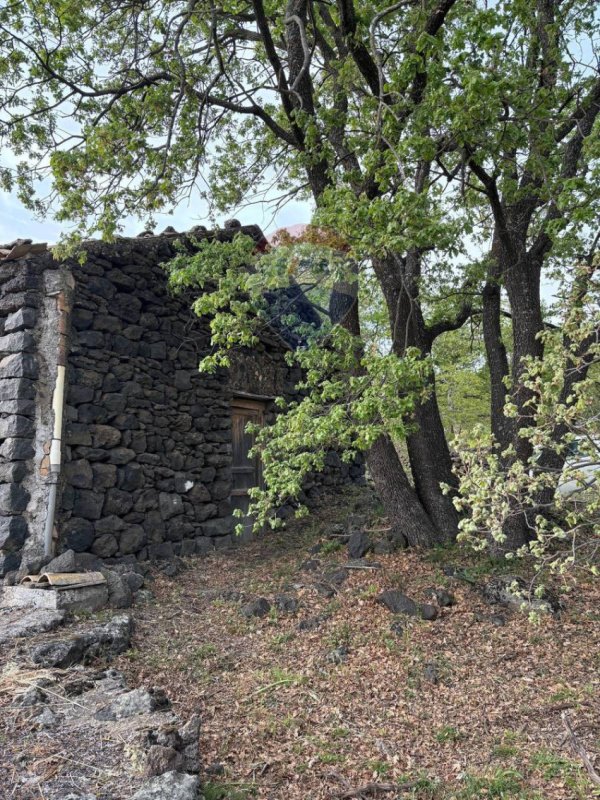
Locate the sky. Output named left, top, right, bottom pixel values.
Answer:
left=0, top=173, right=312, bottom=246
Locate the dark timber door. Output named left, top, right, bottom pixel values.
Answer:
left=231, top=398, right=265, bottom=536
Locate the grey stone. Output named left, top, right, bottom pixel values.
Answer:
left=420, top=603, right=439, bottom=621
left=145, top=745, right=184, bottom=777
left=64, top=459, right=94, bottom=489
left=96, top=686, right=169, bottom=721
left=0, top=483, right=30, bottom=514
left=0, top=515, right=28, bottom=552
left=16, top=686, right=48, bottom=707
left=35, top=707, right=58, bottom=728
left=240, top=597, right=271, bottom=618
left=30, top=637, right=86, bottom=668
left=0, top=352, right=38, bottom=379
left=119, top=526, right=147, bottom=555
left=0, top=608, right=66, bottom=644
left=327, top=645, right=349, bottom=664
left=423, top=662, right=440, bottom=685
left=347, top=531, right=371, bottom=559
left=376, top=590, right=420, bottom=617
left=0, top=414, right=34, bottom=438
left=2, top=584, right=109, bottom=613
left=297, top=613, right=330, bottom=632
left=63, top=517, right=95, bottom=552
left=274, top=594, right=299, bottom=613
left=0, top=437, right=34, bottom=460
left=4, top=307, right=37, bottom=332
left=104, top=488, right=134, bottom=516
left=0, top=331, right=35, bottom=354
left=178, top=713, right=201, bottom=746
left=101, top=569, right=133, bottom=609
left=131, top=771, right=199, bottom=800
left=92, top=533, right=119, bottom=558
left=73, top=489, right=104, bottom=520
left=90, top=424, right=122, bottom=448
left=44, top=549, right=78, bottom=573
left=125, top=572, right=145, bottom=592
left=424, top=587, right=456, bottom=608
left=481, top=575, right=559, bottom=614
left=159, top=492, right=184, bottom=520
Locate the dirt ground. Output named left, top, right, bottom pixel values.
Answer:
left=113, top=487, right=600, bottom=800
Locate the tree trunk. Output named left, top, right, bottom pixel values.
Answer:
left=328, top=268, right=445, bottom=547
left=366, top=433, right=443, bottom=547
left=373, top=252, right=459, bottom=542
left=406, top=393, right=459, bottom=542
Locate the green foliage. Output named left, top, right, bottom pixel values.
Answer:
left=453, top=261, right=600, bottom=578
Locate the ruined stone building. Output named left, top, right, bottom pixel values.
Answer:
left=0, top=223, right=362, bottom=576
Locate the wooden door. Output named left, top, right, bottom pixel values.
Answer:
left=231, top=398, right=265, bottom=537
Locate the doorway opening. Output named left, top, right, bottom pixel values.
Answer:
left=230, top=397, right=266, bottom=538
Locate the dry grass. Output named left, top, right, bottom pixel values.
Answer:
left=113, top=487, right=600, bottom=800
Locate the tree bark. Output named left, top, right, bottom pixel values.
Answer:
left=366, top=433, right=443, bottom=547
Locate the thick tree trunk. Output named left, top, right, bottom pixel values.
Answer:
left=374, top=252, right=459, bottom=541
left=406, top=393, right=459, bottom=542
left=366, top=433, right=443, bottom=547
left=328, top=270, right=445, bottom=547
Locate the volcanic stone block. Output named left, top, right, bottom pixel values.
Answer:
left=92, top=533, right=119, bottom=558
left=0, top=378, right=35, bottom=401
left=0, top=353, right=38, bottom=380
left=73, top=490, right=104, bottom=520
left=0, top=332, right=35, bottom=355
left=91, top=463, right=117, bottom=489
left=104, top=488, right=134, bottom=516
left=0, top=462, right=28, bottom=483
left=0, top=399, right=35, bottom=416
left=119, top=526, right=147, bottom=555
left=90, top=424, right=121, bottom=448
left=201, top=517, right=234, bottom=537
left=0, top=484, right=30, bottom=514
left=4, top=307, right=37, bottom=332
left=0, top=415, right=34, bottom=439
left=158, top=493, right=184, bottom=521
left=0, top=515, right=28, bottom=552
left=63, top=459, right=94, bottom=489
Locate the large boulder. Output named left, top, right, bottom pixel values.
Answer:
left=131, top=772, right=199, bottom=800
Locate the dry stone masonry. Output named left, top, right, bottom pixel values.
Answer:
left=0, top=224, right=362, bottom=576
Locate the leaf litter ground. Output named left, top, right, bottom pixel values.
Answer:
left=115, top=487, right=600, bottom=800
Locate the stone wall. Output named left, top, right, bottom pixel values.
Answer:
left=0, top=227, right=362, bottom=574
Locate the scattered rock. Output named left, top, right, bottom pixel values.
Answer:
left=420, top=603, right=439, bottom=621
left=178, top=714, right=201, bottom=746
left=96, top=687, right=170, bottom=721
left=377, top=590, right=438, bottom=621
left=299, top=558, right=321, bottom=572
left=423, top=662, right=440, bottom=685
left=309, top=542, right=323, bottom=554
left=29, top=637, right=85, bottom=669
left=240, top=597, right=271, bottom=618
left=101, top=569, right=133, bottom=609
left=145, top=745, right=184, bottom=777
left=131, top=771, right=200, bottom=800
left=475, top=612, right=507, bottom=627
left=390, top=618, right=405, bottom=638
left=0, top=608, right=66, bottom=644
left=376, top=590, right=419, bottom=617
left=323, top=568, right=348, bottom=586
left=313, top=582, right=336, bottom=598
left=64, top=678, right=95, bottom=696
left=29, top=613, right=133, bottom=668
left=297, top=614, right=329, bottom=632
left=205, top=762, right=225, bottom=776
left=481, top=575, right=559, bottom=614
left=216, top=589, right=247, bottom=603
left=327, top=645, right=349, bottom=665
left=34, top=707, right=58, bottom=728
left=125, top=572, right=145, bottom=593
left=135, top=589, right=155, bottom=605
left=274, top=594, right=299, bottom=614
left=16, top=686, right=48, bottom=707
left=347, top=531, right=371, bottom=559
left=424, top=587, right=456, bottom=607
